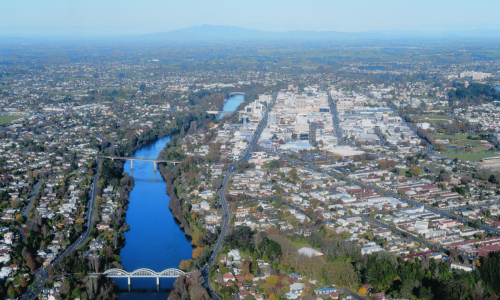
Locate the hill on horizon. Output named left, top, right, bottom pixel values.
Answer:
left=140, top=24, right=500, bottom=42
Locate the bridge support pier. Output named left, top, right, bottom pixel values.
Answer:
left=156, top=277, right=160, bottom=287
left=128, top=277, right=131, bottom=286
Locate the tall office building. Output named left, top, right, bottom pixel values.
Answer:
left=296, top=96, right=306, bottom=109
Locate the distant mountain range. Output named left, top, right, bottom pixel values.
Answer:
left=140, top=25, right=500, bottom=42
left=2, top=24, right=500, bottom=42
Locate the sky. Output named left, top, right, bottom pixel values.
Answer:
left=1, top=0, right=500, bottom=36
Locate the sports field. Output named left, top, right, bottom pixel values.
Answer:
left=439, top=153, right=500, bottom=162
left=0, top=115, right=22, bottom=125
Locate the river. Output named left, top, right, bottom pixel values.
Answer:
left=116, top=94, right=244, bottom=299
left=218, top=94, right=244, bottom=119
left=116, top=135, right=193, bottom=299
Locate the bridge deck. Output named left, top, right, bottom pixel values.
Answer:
left=96, top=268, right=187, bottom=278
left=97, top=156, right=181, bottom=163
left=206, top=111, right=238, bottom=114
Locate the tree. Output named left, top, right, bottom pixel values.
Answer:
left=358, top=287, right=367, bottom=295
left=19, top=277, right=27, bottom=288
left=409, top=166, right=422, bottom=177
left=71, top=287, right=82, bottom=299
left=191, top=231, right=204, bottom=247
left=7, top=285, right=16, bottom=298
left=59, top=281, right=70, bottom=296
left=266, top=275, right=278, bottom=285
left=192, top=247, right=204, bottom=259
left=258, top=237, right=282, bottom=262
left=179, top=260, right=192, bottom=271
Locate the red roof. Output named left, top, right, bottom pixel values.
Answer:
left=477, top=245, right=500, bottom=257
left=421, top=185, right=439, bottom=190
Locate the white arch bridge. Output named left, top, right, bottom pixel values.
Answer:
left=97, top=268, right=187, bottom=286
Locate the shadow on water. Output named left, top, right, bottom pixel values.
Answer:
left=116, top=278, right=176, bottom=300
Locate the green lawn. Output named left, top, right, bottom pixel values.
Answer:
left=0, top=115, right=22, bottom=125
left=432, top=134, right=492, bottom=152
left=292, top=240, right=322, bottom=252
left=423, top=116, right=453, bottom=120
left=439, top=153, right=500, bottom=162
left=431, top=134, right=470, bottom=141
left=416, top=115, right=453, bottom=124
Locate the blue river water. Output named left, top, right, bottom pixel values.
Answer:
left=117, top=94, right=244, bottom=299
left=117, top=135, right=193, bottom=299
left=218, top=94, right=244, bottom=119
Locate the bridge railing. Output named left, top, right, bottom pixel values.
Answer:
left=101, top=268, right=187, bottom=278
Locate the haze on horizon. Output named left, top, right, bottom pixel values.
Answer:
left=2, top=0, right=500, bottom=37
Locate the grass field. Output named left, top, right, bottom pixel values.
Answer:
left=416, top=115, right=454, bottom=124
left=292, top=241, right=322, bottom=252
left=0, top=115, right=22, bottom=125
left=431, top=134, right=470, bottom=141
left=432, top=134, right=492, bottom=152
left=439, top=153, right=500, bottom=162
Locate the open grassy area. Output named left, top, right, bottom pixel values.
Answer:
left=439, top=153, right=500, bottom=162
left=431, top=134, right=470, bottom=141
left=0, top=115, right=22, bottom=125
left=416, top=115, right=454, bottom=124
left=432, top=134, right=493, bottom=152
left=292, top=240, right=322, bottom=252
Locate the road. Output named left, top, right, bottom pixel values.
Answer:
left=201, top=93, right=278, bottom=300
left=328, top=94, right=344, bottom=145
left=22, top=180, right=42, bottom=219
left=10, top=226, right=26, bottom=244
left=362, top=216, right=446, bottom=253
left=338, top=288, right=366, bottom=300
left=387, top=101, right=433, bottom=155
left=22, top=159, right=101, bottom=300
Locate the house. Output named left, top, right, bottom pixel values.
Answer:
left=223, top=272, right=235, bottom=283
left=450, top=262, right=475, bottom=272
left=361, top=245, right=383, bottom=255
left=228, top=249, right=242, bottom=261
left=285, top=282, right=304, bottom=299
left=314, top=287, right=337, bottom=295
left=436, top=220, right=461, bottom=230
left=97, top=223, right=110, bottom=231
left=200, top=201, right=210, bottom=211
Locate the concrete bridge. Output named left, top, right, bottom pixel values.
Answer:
left=98, top=156, right=182, bottom=178
left=98, top=156, right=181, bottom=176
left=96, top=268, right=187, bottom=287
left=206, top=110, right=239, bottom=118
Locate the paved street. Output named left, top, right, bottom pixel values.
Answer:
left=22, top=180, right=42, bottom=219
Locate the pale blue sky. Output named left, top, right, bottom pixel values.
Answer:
left=1, top=0, right=500, bottom=36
